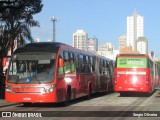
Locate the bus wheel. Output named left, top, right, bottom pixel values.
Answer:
left=86, top=84, right=92, bottom=100
left=63, top=86, right=71, bottom=106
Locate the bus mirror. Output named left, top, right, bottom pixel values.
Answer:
left=59, top=58, right=64, bottom=67
left=2, top=57, right=6, bottom=67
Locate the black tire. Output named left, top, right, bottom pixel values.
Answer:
left=62, top=87, right=71, bottom=106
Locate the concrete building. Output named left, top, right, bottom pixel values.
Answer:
left=73, top=29, right=88, bottom=51
left=136, top=37, right=148, bottom=54
left=127, top=11, right=144, bottom=50
left=118, top=34, right=127, bottom=50
left=87, top=38, right=98, bottom=52
left=97, top=42, right=115, bottom=59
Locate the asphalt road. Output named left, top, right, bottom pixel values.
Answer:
left=1, top=90, right=160, bottom=120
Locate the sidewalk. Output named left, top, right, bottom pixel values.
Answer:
left=0, top=99, right=17, bottom=108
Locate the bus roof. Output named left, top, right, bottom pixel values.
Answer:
left=14, top=42, right=70, bottom=53
left=116, top=54, right=149, bottom=58
left=14, top=42, right=113, bottom=62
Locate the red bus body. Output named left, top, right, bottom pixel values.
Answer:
left=5, top=42, right=114, bottom=104
left=114, top=54, right=160, bottom=94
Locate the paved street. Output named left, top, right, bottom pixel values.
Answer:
left=1, top=90, right=160, bottom=120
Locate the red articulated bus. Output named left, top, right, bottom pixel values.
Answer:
left=5, top=42, right=114, bottom=105
left=114, top=54, right=160, bottom=96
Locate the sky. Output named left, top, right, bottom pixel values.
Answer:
left=31, top=0, right=160, bottom=57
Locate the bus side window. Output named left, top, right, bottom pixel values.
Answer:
left=84, top=56, right=90, bottom=74
left=82, top=55, right=86, bottom=73
left=74, top=53, right=80, bottom=73
left=105, top=61, right=110, bottom=77
left=102, top=60, right=105, bottom=74
left=92, top=57, right=96, bottom=72
left=58, top=51, right=64, bottom=75
left=87, top=56, right=91, bottom=73
left=99, top=59, right=102, bottom=74
left=149, top=60, right=154, bottom=76
left=64, top=51, right=71, bottom=74
left=79, top=54, right=83, bottom=73
left=70, top=52, right=76, bottom=73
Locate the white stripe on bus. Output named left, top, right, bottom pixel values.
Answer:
left=117, top=71, right=146, bottom=75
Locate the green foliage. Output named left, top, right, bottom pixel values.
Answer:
left=0, top=0, right=43, bottom=57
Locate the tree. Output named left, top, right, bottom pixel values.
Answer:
left=0, top=0, right=43, bottom=98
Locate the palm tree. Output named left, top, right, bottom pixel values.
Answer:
left=16, top=19, right=40, bottom=46
left=0, top=0, right=43, bottom=98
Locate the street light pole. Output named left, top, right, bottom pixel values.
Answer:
left=51, top=16, right=57, bottom=42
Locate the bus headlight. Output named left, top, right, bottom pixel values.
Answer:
left=41, top=85, right=56, bottom=94
left=6, top=85, right=12, bottom=93
left=48, top=88, right=54, bottom=92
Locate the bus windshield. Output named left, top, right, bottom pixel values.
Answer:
left=116, top=57, right=147, bottom=68
left=8, top=53, right=56, bottom=84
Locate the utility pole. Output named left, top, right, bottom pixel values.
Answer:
left=51, top=16, right=57, bottom=42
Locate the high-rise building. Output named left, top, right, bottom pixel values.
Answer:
left=118, top=34, right=127, bottom=50
left=137, top=37, right=148, bottom=54
left=73, top=29, right=88, bottom=51
left=127, top=11, right=144, bottom=50
left=87, top=38, right=98, bottom=52
left=97, top=42, right=115, bottom=59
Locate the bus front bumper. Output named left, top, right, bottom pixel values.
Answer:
left=114, top=86, right=150, bottom=93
